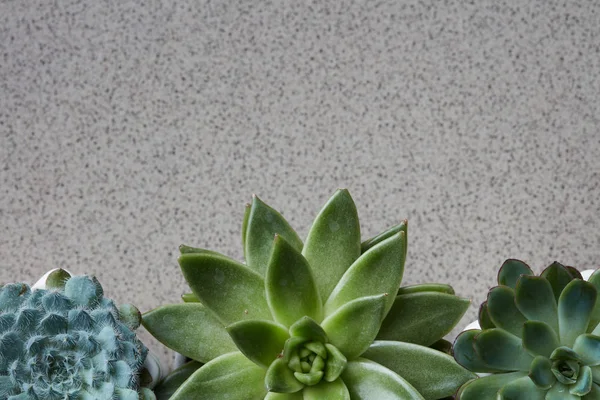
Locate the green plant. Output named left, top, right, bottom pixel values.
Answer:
left=144, top=189, right=474, bottom=399
left=0, top=269, right=155, bottom=400
left=454, top=259, right=600, bottom=399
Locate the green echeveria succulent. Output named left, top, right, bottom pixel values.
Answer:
left=454, top=259, right=600, bottom=399
left=143, top=189, right=475, bottom=399
left=0, top=269, right=152, bottom=400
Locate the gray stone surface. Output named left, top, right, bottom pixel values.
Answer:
left=2, top=0, right=600, bottom=367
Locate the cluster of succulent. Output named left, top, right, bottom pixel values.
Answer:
left=0, top=269, right=154, bottom=400
left=454, top=259, right=600, bottom=400
left=143, top=189, right=475, bottom=399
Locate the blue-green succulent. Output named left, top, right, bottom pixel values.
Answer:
left=0, top=269, right=153, bottom=400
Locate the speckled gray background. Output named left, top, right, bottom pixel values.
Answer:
left=2, top=0, right=600, bottom=366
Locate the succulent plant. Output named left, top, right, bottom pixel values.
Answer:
left=0, top=269, right=154, bottom=400
left=143, top=189, right=474, bottom=399
left=454, top=259, right=600, bottom=399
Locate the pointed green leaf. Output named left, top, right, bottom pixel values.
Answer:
left=181, top=293, right=199, bottom=302
left=528, top=356, right=555, bottom=390
left=487, top=286, right=527, bottom=337
left=179, top=252, right=272, bottom=325
left=573, top=334, right=600, bottom=366
left=478, top=302, right=496, bottom=330
left=264, top=392, right=303, bottom=400
left=361, top=220, right=407, bottom=256
left=545, top=382, right=579, bottom=400
left=453, top=330, right=502, bottom=373
left=324, top=232, right=405, bottom=317
left=342, top=358, right=425, bottom=400
left=324, top=343, right=347, bottom=382
left=455, top=372, right=527, bottom=400
left=142, top=303, right=237, bottom=363
left=152, top=361, right=202, bottom=400
left=559, top=279, right=597, bottom=347
left=179, top=245, right=223, bottom=256
left=226, top=319, right=289, bottom=369
left=377, top=292, right=470, bottom=346
left=264, top=357, right=304, bottom=393
left=302, top=189, right=361, bottom=301
left=363, top=341, right=475, bottom=399
left=571, top=365, right=593, bottom=396
left=542, top=261, right=577, bottom=302
left=587, top=269, right=600, bottom=332
left=288, top=317, right=328, bottom=344
left=474, top=328, right=534, bottom=371
left=498, top=259, right=533, bottom=288
left=497, top=376, right=545, bottom=400
left=244, top=195, right=303, bottom=276
left=242, top=202, right=251, bottom=250
left=170, top=352, right=266, bottom=400
left=567, top=266, right=583, bottom=280
left=522, top=321, right=560, bottom=358
left=396, top=283, right=455, bottom=295
left=303, top=378, right=350, bottom=399
left=515, top=275, right=559, bottom=332
left=265, top=235, right=322, bottom=326
left=321, top=294, right=386, bottom=360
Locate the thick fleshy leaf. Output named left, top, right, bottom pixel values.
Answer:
left=342, top=358, right=425, bottom=400
left=226, top=319, right=289, bottom=369
left=324, top=343, right=347, bottom=382
left=587, top=270, right=600, bottom=332
left=179, top=252, right=272, bottom=325
left=572, top=365, right=593, bottom=396
left=542, top=261, right=577, bottom=302
left=515, top=275, right=559, bottom=332
left=574, top=334, right=600, bottom=366
left=170, top=352, right=267, bottom=400
left=264, top=392, right=303, bottom=400
left=456, top=372, right=527, bottom=400
left=152, top=361, right=203, bottom=400
left=567, top=266, right=583, bottom=280
left=498, top=259, right=533, bottom=288
left=478, top=302, right=496, bottom=330
left=559, top=279, right=597, bottom=347
left=584, top=383, right=600, bottom=399
left=303, top=378, right=350, bottom=399
left=377, top=292, right=470, bottom=346
left=429, top=339, right=453, bottom=355
left=545, top=382, right=579, bottom=400
left=361, top=220, right=407, bottom=256
left=522, top=321, right=560, bottom=358
left=497, top=376, right=545, bottom=400
left=264, top=357, right=304, bottom=393
left=487, top=286, right=527, bottom=337
left=242, top=202, right=251, bottom=250
left=453, top=330, right=500, bottom=373
left=528, top=356, right=555, bottom=389
left=244, top=195, right=303, bottom=276
left=396, top=283, right=455, bottom=295
left=181, top=293, right=200, bottom=302
left=288, top=317, right=328, bottom=343
left=363, top=341, right=475, bottom=399
left=302, top=189, right=361, bottom=301
left=265, top=235, right=322, bottom=326
left=178, top=245, right=223, bottom=256
left=324, top=232, right=405, bottom=317
left=321, top=294, right=386, bottom=360
left=142, top=303, right=237, bottom=363
left=474, top=328, right=534, bottom=371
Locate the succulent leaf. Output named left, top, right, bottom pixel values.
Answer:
left=324, top=231, right=405, bottom=317
left=570, top=365, right=592, bottom=396
left=529, top=356, right=555, bottom=389
left=265, top=357, right=304, bottom=393
left=265, top=235, right=322, bottom=326
left=456, top=372, right=527, bottom=400
left=396, top=282, right=455, bottom=295
left=545, top=383, right=579, bottom=400
left=288, top=317, right=328, bottom=344
left=478, top=302, right=496, bottom=330
left=244, top=195, right=303, bottom=276
left=496, top=376, right=545, bottom=400
left=515, top=275, right=559, bottom=332
left=363, top=340, right=476, bottom=399
left=152, top=361, right=202, bottom=400
left=378, top=291, right=470, bottom=346
left=522, top=321, right=560, bottom=358
left=321, top=294, right=386, bottom=360
left=302, top=189, right=361, bottom=301
left=573, top=334, right=600, bottom=366
left=264, top=392, right=303, bottom=400
left=361, top=220, right=408, bottom=256
left=142, top=303, right=237, bottom=363
left=302, top=378, right=350, bottom=399
left=341, top=358, right=425, bottom=400
left=169, top=352, right=267, bottom=400
left=497, top=259, right=533, bottom=288
left=487, top=286, right=527, bottom=337
left=558, top=280, right=597, bottom=347
left=226, top=320, right=289, bottom=369
left=474, top=328, right=534, bottom=371
left=179, top=252, right=272, bottom=324
left=541, top=262, right=577, bottom=302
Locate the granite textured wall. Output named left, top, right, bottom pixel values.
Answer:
left=2, top=0, right=600, bottom=366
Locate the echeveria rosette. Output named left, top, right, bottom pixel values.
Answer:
left=143, top=189, right=474, bottom=399
left=0, top=269, right=154, bottom=400
left=454, top=259, right=600, bottom=400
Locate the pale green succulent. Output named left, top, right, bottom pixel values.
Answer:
left=0, top=269, right=155, bottom=400
left=454, top=260, right=600, bottom=399
left=144, top=189, right=474, bottom=399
